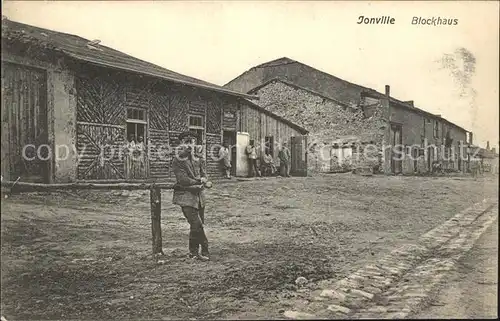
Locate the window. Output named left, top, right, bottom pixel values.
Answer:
left=188, top=114, right=205, bottom=145
left=126, top=107, right=147, bottom=143
left=189, top=128, right=204, bottom=145
left=127, top=108, right=146, bottom=121
left=433, top=120, right=439, bottom=138
left=127, top=122, right=145, bottom=141
left=188, top=115, right=204, bottom=128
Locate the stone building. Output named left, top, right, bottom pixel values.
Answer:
left=224, top=57, right=473, bottom=175
left=476, top=143, right=499, bottom=174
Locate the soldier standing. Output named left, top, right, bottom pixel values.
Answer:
left=278, top=142, right=292, bottom=177
left=172, top=131, right=210, bottom=261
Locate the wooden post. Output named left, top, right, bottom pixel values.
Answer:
left=0, top=180, right=171, bottom=256
left=150, top=185, right=163, bottom=255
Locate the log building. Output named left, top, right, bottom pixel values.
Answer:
left=1, top=19, right=308, bottom=183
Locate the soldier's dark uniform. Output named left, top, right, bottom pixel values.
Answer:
left=172, top=131, right=209, bottom=260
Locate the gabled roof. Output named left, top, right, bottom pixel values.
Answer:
left=361, top=91, right=469, bottom=133
left=248, top=77, right=353, bottom=110
left=1, top=18, right=257, bottom=100
left=225, top=57, right=469, bottom=133
left=253, top=57, right=297, bottom=68
left=224, top=56, right=375, bottom=102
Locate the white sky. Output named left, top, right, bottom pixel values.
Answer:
left=3, top=1, right=499, bottom=149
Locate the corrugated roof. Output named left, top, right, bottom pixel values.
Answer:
left=1, top=18, right=257, bottom=100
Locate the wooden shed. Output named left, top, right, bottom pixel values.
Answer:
left=1, top=18, right=308, bottom=183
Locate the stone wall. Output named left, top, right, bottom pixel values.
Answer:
left=254, top=80, right=387, bottom=173
left=225, top=58, right=370, bottom=107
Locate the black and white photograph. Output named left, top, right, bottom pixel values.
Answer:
left=1, top=1, right=498, bottom=320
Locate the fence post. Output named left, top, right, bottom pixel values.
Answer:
left=150, top=185, right=163, bottom=255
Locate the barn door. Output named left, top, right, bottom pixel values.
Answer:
left=290, top=135, right=308, bottom=176
left=1, top=62, right=49, bottom=183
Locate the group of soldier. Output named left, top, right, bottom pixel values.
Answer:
left=218, top=139, right=292, bottom=179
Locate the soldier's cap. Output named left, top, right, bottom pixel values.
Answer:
left=178, top=131, right=198, bottom=141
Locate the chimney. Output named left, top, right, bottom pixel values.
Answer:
left=385, top=85, right=390, bottom=97
left=486, top=141, right=490, bottom=150
left=492, top=147, right=496, bottom=154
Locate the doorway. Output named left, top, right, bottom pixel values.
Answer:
left=390, top=124, right=403, bottom=174
left=427, top=146, right=435, bottom=172
left=235, top=132, right=250, bottom=177
left=291, top=135, right=308, bottom=176
left=223, top=130, right=237, bottom=176
left=1, top=63, right=49, bottom=183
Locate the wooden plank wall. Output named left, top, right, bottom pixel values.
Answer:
left=240, top=105, right=262, bottom=153
left=148, top=90, right=169, bottom=178
left=76, top=73, right=127, bottom=180
left=206, top=98, right=223, bottom=178
left=169, top=95, right=189, bottom=133
left=206, top=133, right=222, bottom=177
left=208, top=99, right=223, bottom=133
left=76, top=123, right=126, bottom=179
left=222, top=100, right=238, bottom=130
left=75, top=69, right=310, bottom=180
left=167, top=93, right=190, bottom=179
left=189, top=100, right=205, bottom=115
left=167, top=91, right=224, bottom=179
left=167, top=131, right=182, bottom=179
left=240, top=103, right=302, bottom=161
left=149, top=129, right=169, bottom=178
left=77, top=71, right=222, bottom=181
left=1, top=62, right=48, bottom=182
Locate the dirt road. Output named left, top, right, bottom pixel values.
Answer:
left=416, top=218, right=498, bottom=319
left=1, top=174, right=498, bottom=320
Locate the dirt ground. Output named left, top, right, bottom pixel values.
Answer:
left=1, top=174, right=498, bottom=320
left=415, top=217, right=498, bottom=319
